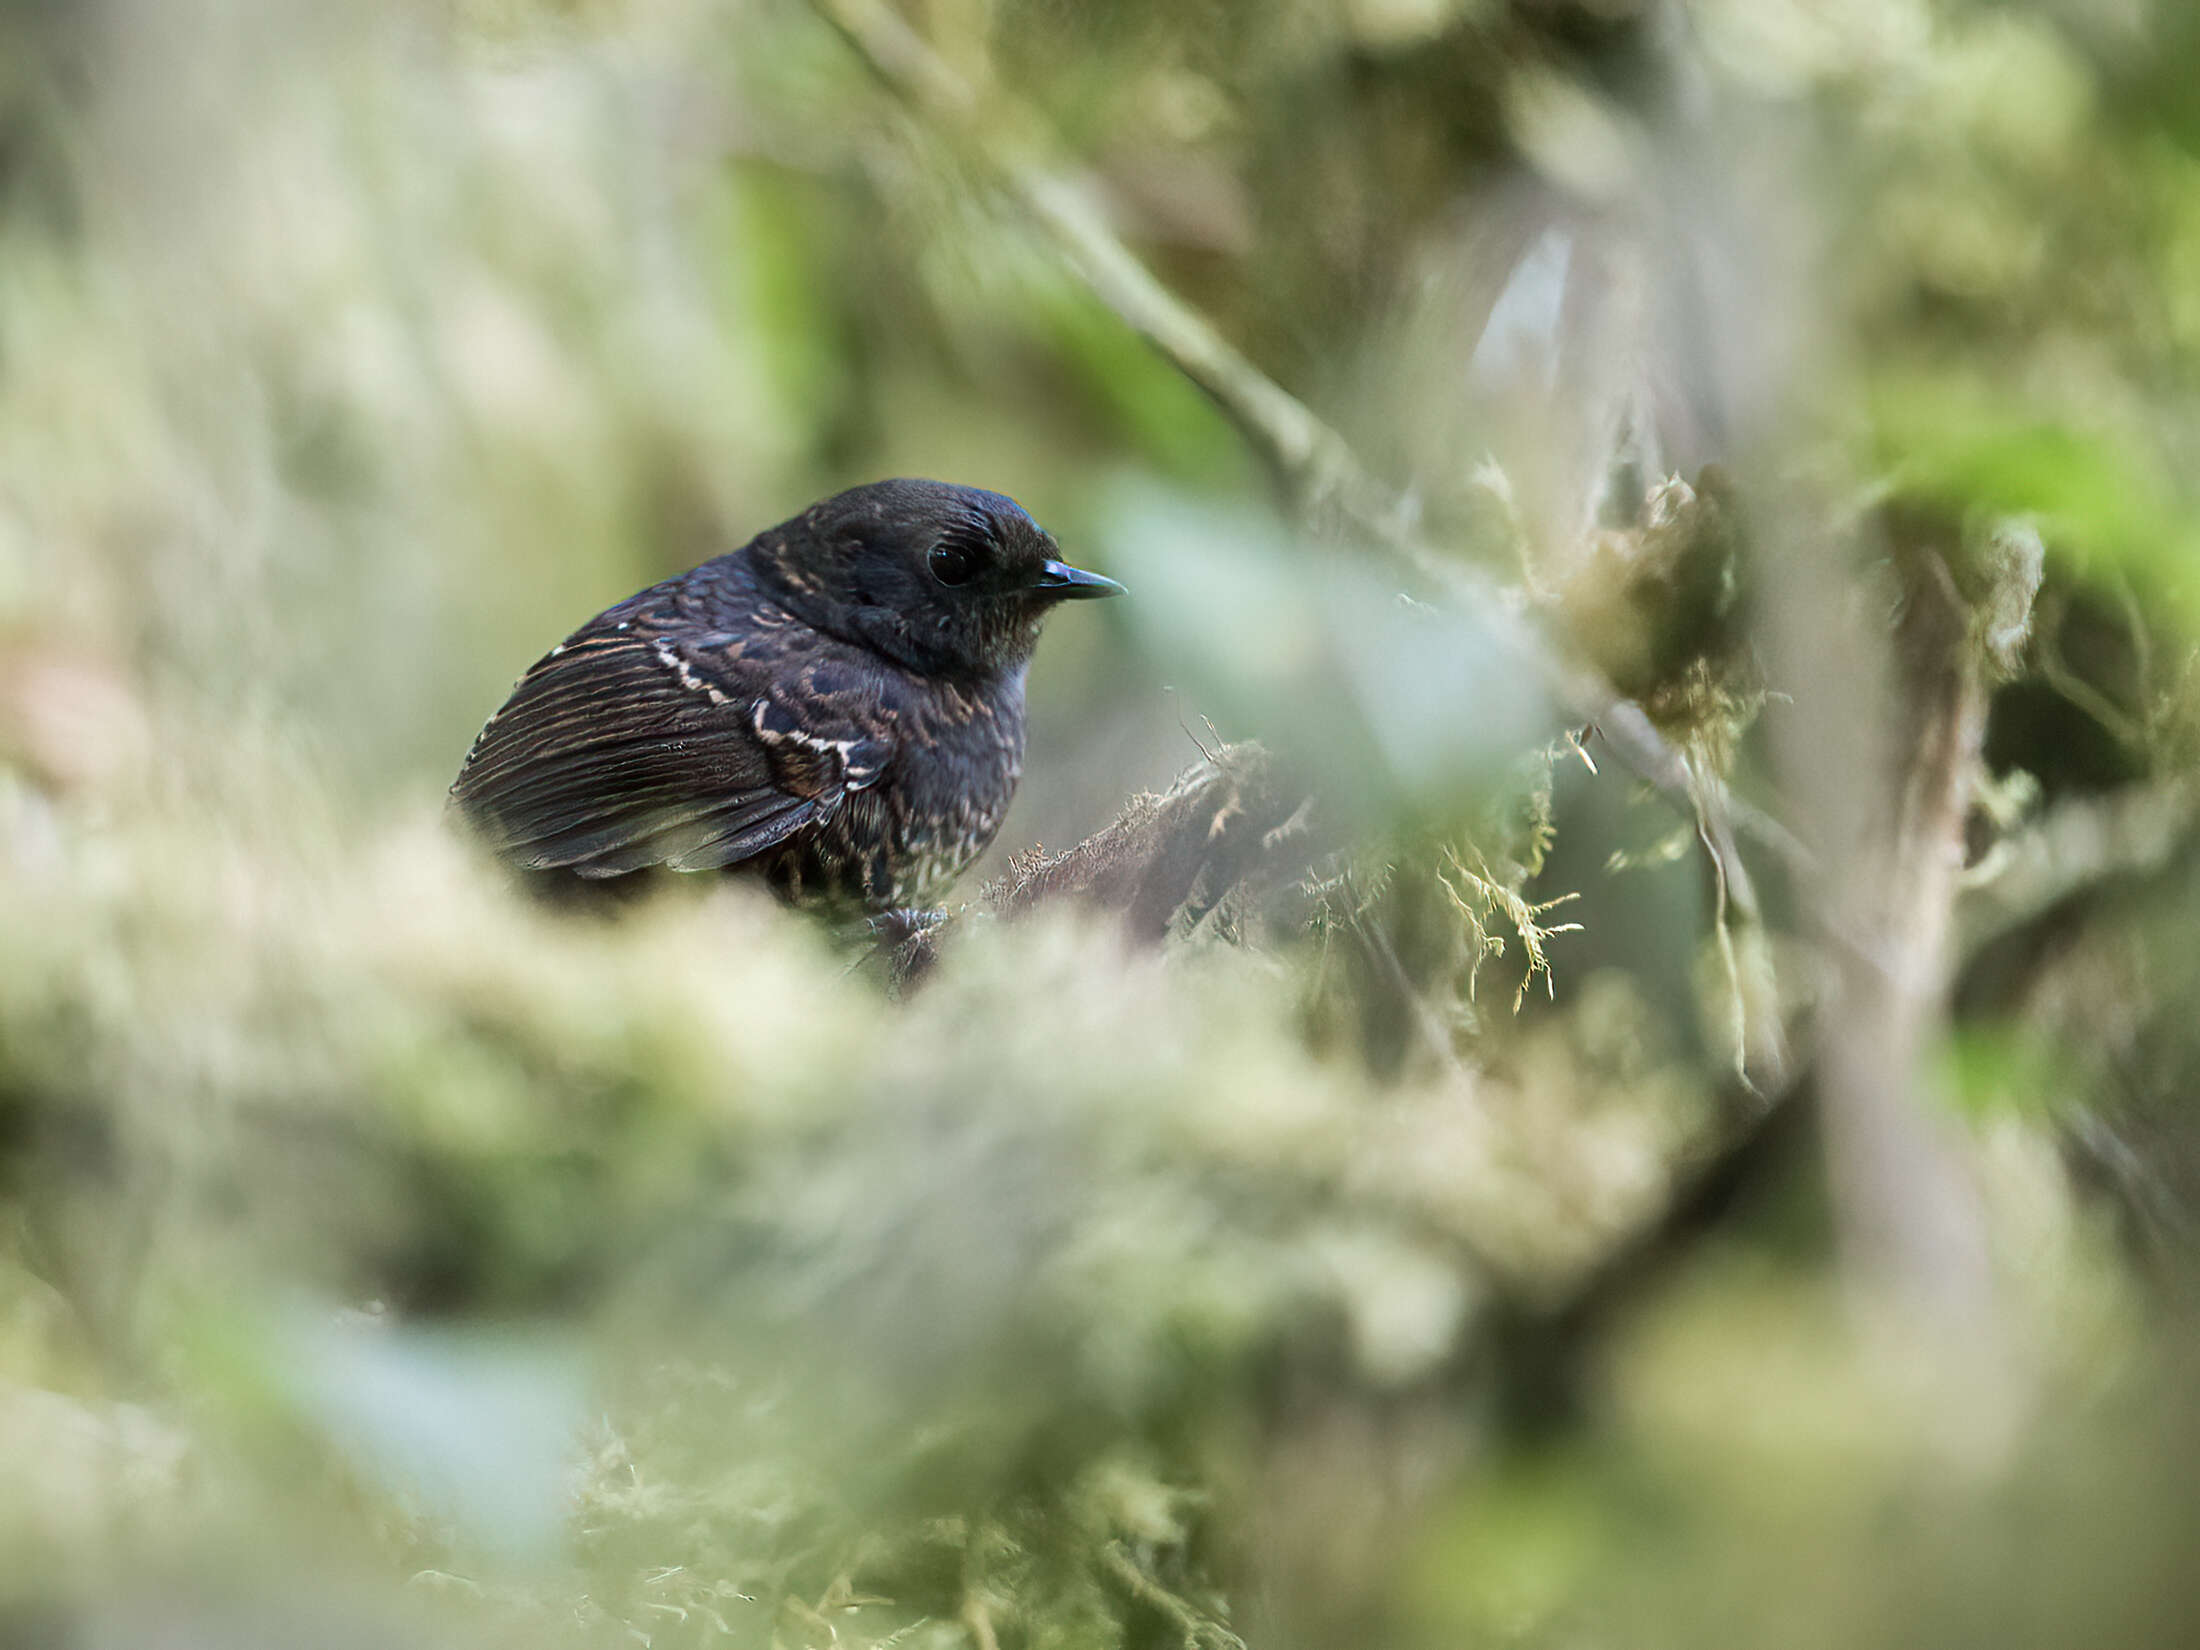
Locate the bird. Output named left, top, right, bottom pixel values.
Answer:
left=451, top=478, right=1123, bottom=918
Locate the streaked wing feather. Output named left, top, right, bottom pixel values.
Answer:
left=454, top=624, right=829, bottom=877
left=661, top=796, right=823, bottom=872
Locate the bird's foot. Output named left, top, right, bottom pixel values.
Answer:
left=840, top=906, right=954, bottom=991
left=864, top=906, right=950, bottom=949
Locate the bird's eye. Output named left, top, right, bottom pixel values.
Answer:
left=928, top=541, right=980, bottom=587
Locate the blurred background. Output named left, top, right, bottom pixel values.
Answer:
left=6, top=0, right=2200, bottom=1645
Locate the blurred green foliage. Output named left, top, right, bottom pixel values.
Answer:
left=5, top=1, right=2200, bottom=1648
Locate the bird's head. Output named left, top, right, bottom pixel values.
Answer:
left=753, top=479, right=1123, bottom=679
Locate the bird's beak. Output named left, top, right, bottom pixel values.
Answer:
left=1030, top=559, right=1126, bottom=601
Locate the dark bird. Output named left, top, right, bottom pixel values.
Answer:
left=451, top=479, right=1123, bottom=916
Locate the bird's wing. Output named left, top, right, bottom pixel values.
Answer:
left=451, top=617, right=892, bottom=879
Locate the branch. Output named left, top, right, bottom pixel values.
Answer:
left=1799, top=521, right=2043, bottom=1316
left=885, top=743, right=1320, bottom=982
left=985, top=743, right=1317, bottom=940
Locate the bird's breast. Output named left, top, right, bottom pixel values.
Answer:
left=770, top=672, right=1026, bottom=912
left=882, top=677, right=1027, bottom=898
